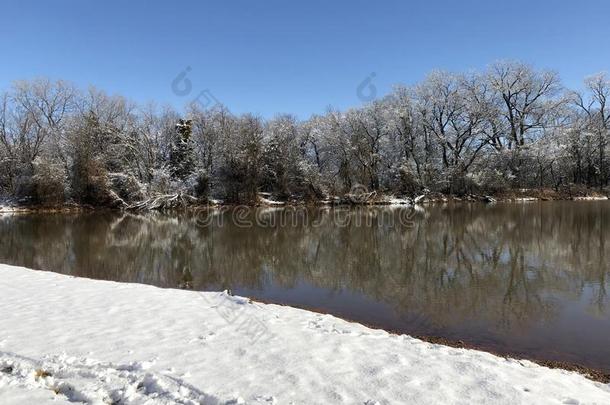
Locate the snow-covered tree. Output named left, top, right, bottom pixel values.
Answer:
left=0, top=63, right=608, bottom=206
left=169, top=119, right=195, bottom=180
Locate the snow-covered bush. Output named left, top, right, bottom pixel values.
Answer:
left=109, top=172, right=146, bottom=203
left=466, top=169, right=510, bottom=194
left=0, top=67, right=607, bottom=208
left=31, top=157, right=68, bottom=204
left=149, top=168, right=173, bottom=195
left=189, top=169, right=209, bottom=199
left=13, top=173, right=35, bottom=203
left=71, top=156, right=122, bottom=206
left=397, top=165, right=421, bottom=195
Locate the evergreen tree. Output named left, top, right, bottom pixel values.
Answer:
left=169, top=119, right=195, bottom=180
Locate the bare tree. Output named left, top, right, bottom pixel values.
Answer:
left=1, top=64, right=607, bottom=206
left=416, top=72, right=488, bottom=192
left=572, top=73, right=610, bottom=188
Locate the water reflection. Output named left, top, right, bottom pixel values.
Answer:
left=0, top=202, right=608, bottom=370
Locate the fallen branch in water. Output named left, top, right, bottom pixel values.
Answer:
left=126, top=193, right=199, bottom=211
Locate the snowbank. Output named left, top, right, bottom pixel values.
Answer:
left=1, top=264, right=609, bottom=404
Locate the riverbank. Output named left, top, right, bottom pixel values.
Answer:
left=1, top=264, right=609, bottom=404
left=251, top=298, right=610, bottom=385
left=1, top=187, right=608, bottom=213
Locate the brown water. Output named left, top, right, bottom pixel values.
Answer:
left=1, top=202, right=608, bottom=372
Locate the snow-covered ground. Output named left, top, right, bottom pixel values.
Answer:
left=0, top=202, right=17, bottom=213
left=513, top=197, right=539, bottom=202
left=573, top=196, right=609, bottom=201
left=1, top=264, right=609, bottom=405
left=257, top=193, right=286, bottom=207
left=377, top=195, right=412, bottom=206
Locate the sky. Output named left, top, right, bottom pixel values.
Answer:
left=1, top=0, right=609, bottom=119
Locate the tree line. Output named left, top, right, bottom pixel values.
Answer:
left=0, top=61, right=608, bottom=206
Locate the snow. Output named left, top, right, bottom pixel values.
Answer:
left=257, top=194, right=285, bottom=206
left=414, top=194, right=426, bottom=203
left=0, top=200, right=17, bottom=213
left=573, top=196, right=609, bottom=201
left=0, top=206, right=20, bottom=215
left=379, top=195, right=412, bottom=206
left=259, top=197, right=285, bottom=206
left=1, top=264, right=609, bottom=405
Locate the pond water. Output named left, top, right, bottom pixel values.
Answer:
left=1, top=202, right=609, bottom=372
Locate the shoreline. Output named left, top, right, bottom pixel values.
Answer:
left=249, top=298, right=610, bottom=384
left=1, top=264, right=609, bottom=404
left=1, top=198, right=608, bottom=384
left=1, top=190, right=608, bottom=213
left=0, top=262, right=608, bottom=384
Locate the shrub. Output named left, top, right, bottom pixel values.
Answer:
left=149, top=168, right=173, bottom=195
left=71, top=156, right=118, bottom=206
left=190, top=169, right=210, bottom=199
left=109, top=172, right=146, bottom=203
left=32, top=157, right=67, bottom=205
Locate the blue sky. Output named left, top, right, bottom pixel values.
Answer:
left=1, top=0, right=609, bottom=118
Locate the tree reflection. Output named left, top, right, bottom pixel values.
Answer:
left=0, top=202, right=608, bottom=355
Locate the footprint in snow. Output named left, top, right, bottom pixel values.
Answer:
left=0, top=351, right=223, bottom=404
